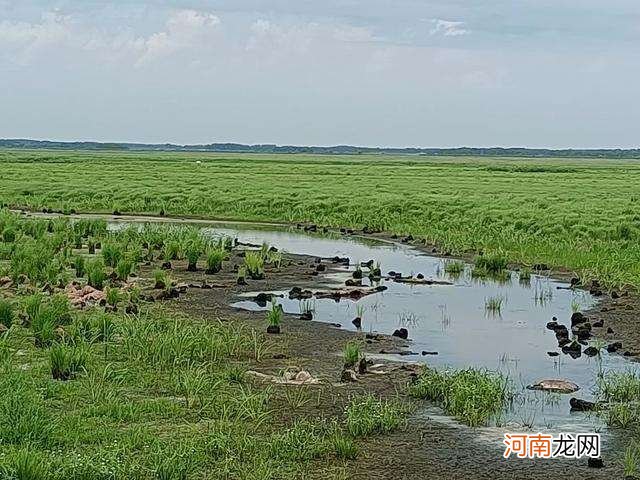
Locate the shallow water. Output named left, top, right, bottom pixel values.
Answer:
left=32, top=212, right=637, bottom=432
left=202, top=223, right=635, bottom=431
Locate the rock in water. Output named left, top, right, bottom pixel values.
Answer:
left=527, top=379, right=580, bottom=394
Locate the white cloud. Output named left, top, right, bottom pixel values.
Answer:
left=430, top=19, right=470, bottom=37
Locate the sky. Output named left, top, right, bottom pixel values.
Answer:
left=0, top=0, right=639, bottom=148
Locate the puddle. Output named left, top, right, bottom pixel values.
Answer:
left=26, top=212, right=638, bottom=432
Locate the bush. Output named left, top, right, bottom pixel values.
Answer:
left=153, top=269, right=171, bottom=290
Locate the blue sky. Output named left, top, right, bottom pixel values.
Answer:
left=1, top=0, right=639, bottom=148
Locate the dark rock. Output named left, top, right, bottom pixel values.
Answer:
left=300, top=312, right=313, bottom=321
left=316, top=264, right=326, bottom=272
left=352, top=317, right=362, bottom=329
left=345, top=279, right=361, bottom=287
left=360, top=260, right=374, bottom=268
left=607, top=327, right=614, bottom=334
left=546, top=321, right=561, bottom=331
left=125, top=303, right=139, bottom=315
left=352, top=269, right=363, bottom=279
left=392, top=328, right=409, bottom=340
left=570, top=397, right=597, bottom=412
left=624, top=351, right=635, bottom=357
left=272, top=353, right=288, bottom=359
left=547, top=351, right=560, bottom=357
left=570, top=277, right=580, bottom=286
left=532, top=263, right=549, bottom=271
left=583, top=346, right=599, bottom=357
left=266, top=325, right=280, bottom=334
left=254, top=293, right=272, bottom=307
left=236, top=277, right=247, bottom=286
left=587, top=458, right=604, bottom=468
left=592, top=320, right=604, bottom=328
left=571, top=312, right=587, bottom=327
left=562, top=341, right=582, bottom=357
left=341, top=369, right=358, bottom=382
left=357, top=357, right=368, bottom=375
left=421, top=351, right=438, bottom=356
left=607, top=341, right=623, bottom=353
left=161, top=261, right=172, bottom=270
left=611, top=290, right=620, bottom=299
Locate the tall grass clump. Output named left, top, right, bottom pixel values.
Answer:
left=0, top=299, right=14, bottom=329
left=115, top=258, right=134, bottom=281
left=153, top=269, right=171, bottom=290
left=474, top=253, right=508, bottom=274
left=343, top=341, right=361, bottom=368
left=101, top=241, right=123, bottom=268
left=244, top=251, right=265, bottom=280
left=185, top=240, right=203, bottom=272
left=0, top=371, right=52, bottom=445
left=444, top=260, right=464, bottom=276
left=408, top=367, right=511, bottom=427
left=73, top=255, right=85, bottom=278
left=205, top=248, right=225, bottom=274
left=345, top=394, right=406, bottom=437
left=267, top=303, right=282, bottom=325
left=86, top=258, right=106, bottom=290
left=484, top=295, right=504, bottom=314
left=49, top=343, right=88, bottom=380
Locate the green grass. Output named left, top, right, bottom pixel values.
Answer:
left=343, top=341, right=361, bottom=368
left=266, top=302, right=282, bottom=327
left=0, top=299, right=15, bottom=329
left=408, top=367, right=511, bottom=427
left=344, top=394, right=406, bottom=437
left=484, top=295, right=504, bottom=314
left=244, top=251, right=265, bottom=280
left=2, top=150, right=640, bottom=288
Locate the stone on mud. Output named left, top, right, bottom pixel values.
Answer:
left=527, top=379, right=580, bottom=394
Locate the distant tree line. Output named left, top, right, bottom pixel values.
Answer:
left=1, top=138, right=639, bottom=158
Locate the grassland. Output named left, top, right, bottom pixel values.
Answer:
left=1, top=149, right=639, bottom=288
left=0, top=211, right=416, bottom=479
